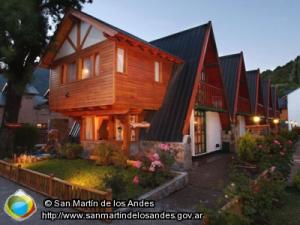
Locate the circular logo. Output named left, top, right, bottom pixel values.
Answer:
left=4, top=189, right=37, bottom=221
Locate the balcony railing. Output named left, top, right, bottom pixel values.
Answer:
left=257, top=103, right=264, bottom=116
left=196, top=82, right=225, bottom=110
left=238, top=96, right=251, bottom=114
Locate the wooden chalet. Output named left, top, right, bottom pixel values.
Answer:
left=219, top=53, right=252, bottom=139
left=245, top=70, right=270, bottom=135
left=41, top=9, right=183, bottom=153
left=144, top=22, right=230, bottom=156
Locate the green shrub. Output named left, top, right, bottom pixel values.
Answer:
left=237, top=133, right=257, bottom=163
left=293, top=171, right=300, bottom=191
left=14, top=124, right=39, bottom=153
left=95, top=142, right=128, bottom=167
left=59, top=143, right=83, bottom=159
left=103, top=169, right=127, bottom=199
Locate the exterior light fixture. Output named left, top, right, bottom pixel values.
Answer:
left=273, top=118, right=279, bottom=124
left=36, top=123, right=42, bottom=128
left=253, top=116, right=261, bottom=124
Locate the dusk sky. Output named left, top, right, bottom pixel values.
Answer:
left=83, top=0, right=300, bottom=71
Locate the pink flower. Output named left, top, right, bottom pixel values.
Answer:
left=257, top=144, right=263, bottom=149
left=133, top=175, right=139, bottom=185
left=152, top=160, right=164, bottom=168
left=288, top=140, right=293, bottom=145
left=159, top=143, right=170, bottom=151
left=280, top=151, right=285, bottom=156
left=149, top=165, right=155, bottom=172
left=148, top=153, right=160, bottom=162
left=132, top=160, right=142, bottom=169
left=273, top=140, right=281, bottom=145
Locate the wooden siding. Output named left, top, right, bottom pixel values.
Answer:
left=49, top=40, right=115, bottom=111
left=114, top=42, right=174, bottom=110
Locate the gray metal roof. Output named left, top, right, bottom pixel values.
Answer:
left=144, top=23, right=210, bottom=141
left=219, top=53, right=241, bottom=116
left=246, top=70, right=259, bottom=113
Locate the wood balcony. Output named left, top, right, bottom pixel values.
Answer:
left=195, top=82, right=226, bottom=111
left=237, top=96, right=251, bottom=114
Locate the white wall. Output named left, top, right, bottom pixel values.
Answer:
left=237, top=115, right=246, bottom=138
left=288, top=88, right=300, bottom=130
left=206, top=111, right=222, bottom=153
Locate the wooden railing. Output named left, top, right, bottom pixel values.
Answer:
left=246, top=124, right=270, bottom=136
left=196, top=82, right=225, bottom=110
left=0, top=160, right=112, bottom=214
left=238, top=96, right=251, bottom=114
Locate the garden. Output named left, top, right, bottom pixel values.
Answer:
left=199, top=127, right=300, bottom=225
left=1, top=124, right=176, bottom=200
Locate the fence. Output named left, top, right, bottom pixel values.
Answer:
left=0, top=160, right=112, bottom=214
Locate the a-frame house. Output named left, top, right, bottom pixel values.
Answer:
left=219, top=53, right=252, bottom=139
left=145, top=22, right=230, bottom=156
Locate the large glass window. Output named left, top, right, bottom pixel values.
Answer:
left=194, top=110, right=206, bottom=155
left=117, top=48, right=125, bottom=73
left=67, top=62, right=77, bottom=82
left=84, top=116, right=94, bottom=140
left=82, top=57, right=92, bottom=79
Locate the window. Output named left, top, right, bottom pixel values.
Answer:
left=82, top=57, right=92, bottom=79
left=117, top=48, right=125, bottom=73
left=154, top=61, right=161, bottom=82
left=60, top=64, right=67, bottom=84
left=115, top=119, right=123, bottom=141
left=94, top=54, right=100, bottom=76
left=84, top=116, right=94, bottom=140
left=67, top=62, right=77, bottom=82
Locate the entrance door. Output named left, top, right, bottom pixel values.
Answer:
left=194, top=110, right=206, bottom=155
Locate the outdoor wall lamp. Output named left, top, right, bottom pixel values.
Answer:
left=253, top=116, right=261, bottom=123
left=273, top=118, right=280, bottom=124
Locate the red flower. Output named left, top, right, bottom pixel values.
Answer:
left=133, top=175, right=139, bottom=185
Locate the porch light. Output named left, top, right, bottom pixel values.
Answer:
left=82, top=68, right=90, bottom=77
left=273, top=118, right=280, bottom=124
left=253, top=116, right=261, bottom=124
left=36, top=123, right=43, bottom=128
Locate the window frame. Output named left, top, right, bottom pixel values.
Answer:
left=154, top=61, right=162, bottom=83
left=116, top=47, right=126, bottom=74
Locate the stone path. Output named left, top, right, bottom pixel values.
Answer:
left=288, top=140, right=300, bottom=185
left=0, top=152, right=232, bottom=225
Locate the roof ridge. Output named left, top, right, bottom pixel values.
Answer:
left=219, top=52, right=242, bottom=59
left=150, top=22, right=210, bottom=43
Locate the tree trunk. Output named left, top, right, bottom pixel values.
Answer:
left=0, top=81, right=23, bottom=158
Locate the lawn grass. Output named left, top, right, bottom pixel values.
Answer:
left=269, top=187, right=300, bottom=225
left=23, top=159, right=151, bottom=199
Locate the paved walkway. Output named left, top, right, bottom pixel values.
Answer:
left=288, top=140, right=300, bottom=185
left=0, top=152, right=232, bottom=225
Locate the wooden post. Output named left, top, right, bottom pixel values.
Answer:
left=17, top=164, right=21, bottom=182
left=121, top=114, right=130, bottom=155
left=49, top=173, right=54, bottom=197
left=107, top=116, right=114, bottom=140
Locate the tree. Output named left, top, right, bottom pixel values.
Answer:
left=0, top=0, right=92, bottom=154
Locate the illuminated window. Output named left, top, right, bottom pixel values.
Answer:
left=84, top=116, right=94, bottom=140
left=82, top=57, right=92, bottom=79
left=94, top=54, right=100, bottom=76
left=67, top=62, right=77, bottom=82
left=154, top=61, right=161, bottom=82
left=117, top=48, right=125, bottom=73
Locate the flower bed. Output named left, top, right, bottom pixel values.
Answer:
left=199, top=129, right=299, bottom=225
